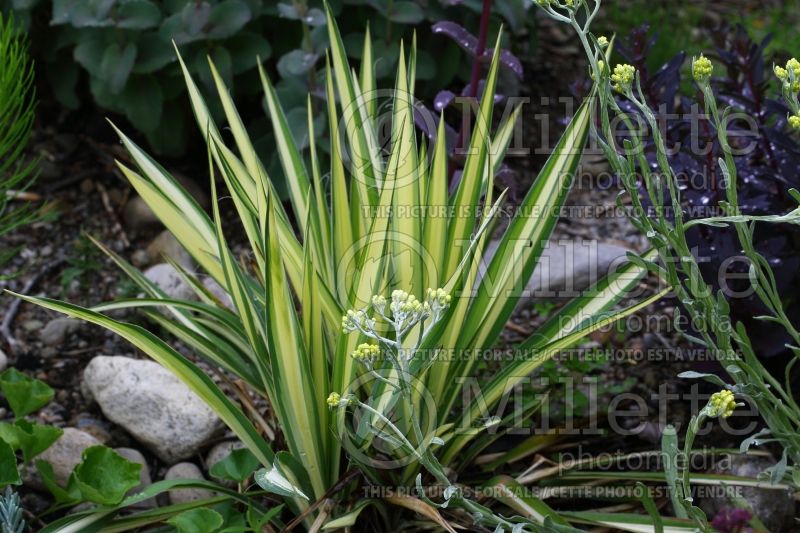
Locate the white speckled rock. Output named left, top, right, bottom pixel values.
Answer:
left=83, top=356, right=222, bottom=463
left=165, top=462, right=214, bottom=504
left=143, top=263, right=195, bottom=300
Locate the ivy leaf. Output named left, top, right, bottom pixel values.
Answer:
left=36, top=460, right=80, bottom=504
left=206, top=0, right=251, bottom=40
left=100, top=42, right=138, bottom=94
left=167, top=508, right=223, bottom=533
left=0, top=368, right=54, bottom=419
left=3, top=420, right=63, bottom=462
left=0, top=440, right=21, bottom=487
left=209, top=448, right=258, bottom=483
left=117, top=0, right=162, bottom=30
left=70, top=446, right=141, bottom=505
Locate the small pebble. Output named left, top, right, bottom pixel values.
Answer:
left=165, top=462, right=214, bottom=504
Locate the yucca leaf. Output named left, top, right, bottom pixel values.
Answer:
left=441, top=33, right=503, bottom=281
left=263, top=200, right=327, bottom=497
left=358, top=24, right=376, bottom=122
left=459, top=97, right=593, bottom=365
left=441, top=287, right=669, bottom=463
left=258, top=64, right=311, bottom=237
left=324, top=0, right=381, bottom=204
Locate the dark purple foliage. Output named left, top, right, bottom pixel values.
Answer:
left=431, top=21, right=524, bottom=79
left=415, top=6, right=524, bottom=193
left=609, top=25, right=800, bottom=358
left=710, top=507, right=753, bottom=533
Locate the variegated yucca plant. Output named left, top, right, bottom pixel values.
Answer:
left=15, top=4, right=666, bottom=531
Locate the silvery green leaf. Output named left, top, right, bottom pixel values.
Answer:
left=739, top=427, right=772, bottom=453
left=676, top=371, right=726, bottom=387
left=430, top=436, right=445, bottom=446
left=770, top=448, right=788, bottom=485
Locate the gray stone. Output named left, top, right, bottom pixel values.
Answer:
left=202, top=277, right=233, bottom=309
left=143, top=263, right=195, bottom=300
left=146, top=231, right=194, bottom=269
left=114, top=447, right=155, bottom=508
left=205, top=440, right=246, bottom=487
left=130, top=249, right=151, bottom=268
left=481, top=238, right=631, bottom=302
left=165, top=462, right=214, bottom=504
left=22, top=320, right=43, bottom=332
left=123, top=173, right=209, bottom=234
left=701, top=455, right=795, bottom=532
left=0, top=349, right=7, bottom=372
left=33, top=428, right=100, bottom=486
left=83, top=356, right=223, bottom=463
left=123, top=196, right=161, bottom=233
left=40, top=317, right=81, bottom=347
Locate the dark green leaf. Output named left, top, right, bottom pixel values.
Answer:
left=387, top=1, right=424, bottom=24
left=277, top=4, right=325, bottom=26
left=206, top=0, right=251, bottom=40
left=276, top=49, right=318, bottom=78
left=73, top=38, right=106, bottom=78
left=0, top=440, right=20, bottom=486
left=121, top=75, right=163, bottom=132
left=117, top=0, right=162, bottom=29
left=226, top=32, right=271, bottom=74
left=166, top=508, right=223, bottom=533
left=71, top=446, right=141, bottom=505
left=100, top=42, right=138, bottom=94
left=181, top=1, right=211, bottom=35
left=133, top=37, right=175, bottom=73
left=209, top=448, right=258, bottom=482
left=0, top=368, right=54, bottom=419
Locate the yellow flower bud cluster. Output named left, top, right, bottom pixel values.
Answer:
left=790, top=115, right=800, bottom=130
left=390, top=290, right=429, bottom=317
left=776, top=58, right=800, bottom=93
left=351, top=342, right=380, bottom=361
left=597, top=36, right=608, bottom=48
left=611, top=64, right=635, bottom=93
left=707, top=389, right=737, bottom=418
left=326, top=392, right=342, bottom=407
left=341, top=308, right=370, bottom=333
left=692, top=54, right=714, bottom=83
left=371, top=294, right=387, bottom=312
left=426, top=288, right=451, bottom=307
